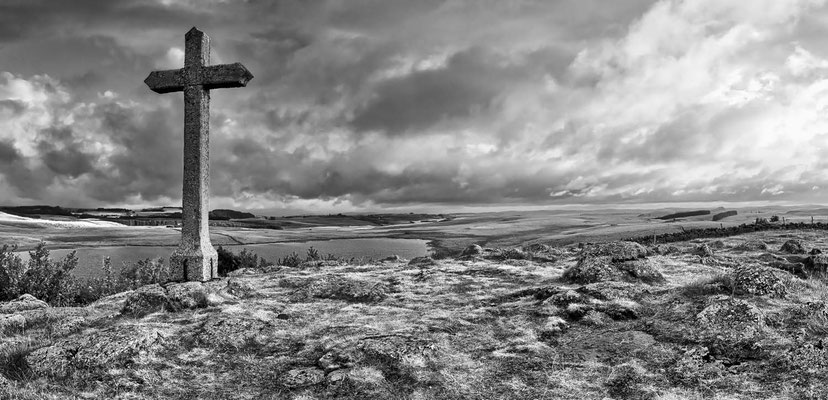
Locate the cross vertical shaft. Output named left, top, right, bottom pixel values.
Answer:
left=144, top=27, right=253, bottom=282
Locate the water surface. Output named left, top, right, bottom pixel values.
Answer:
left=16, top=238, right=429, bottom=278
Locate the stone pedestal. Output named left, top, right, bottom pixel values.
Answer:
left=170, top=244, right=218, bottom=282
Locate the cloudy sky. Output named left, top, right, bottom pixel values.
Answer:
left=2, top=0, right=828, bottom=214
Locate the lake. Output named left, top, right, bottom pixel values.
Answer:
left=15, top=238, right=430, bottom=278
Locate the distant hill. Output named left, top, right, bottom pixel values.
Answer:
left=655, top=210, right=711, bottom=220
left=0, top=205, right=73, bottom=217
left=209, top=209, right=256, bottom=220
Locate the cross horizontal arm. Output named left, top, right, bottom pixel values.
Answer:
left=200, top=63, right=254, bottom=90
left=145, top=69, right=185, bottom=93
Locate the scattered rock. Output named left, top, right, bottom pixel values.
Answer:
left=408, top=257, right=438, bottom=267
left=318, top=347, right=362, bottom=372
left=780, top=239, right=806, bottom=254
left=693, top=244, right=714, bottom=257
left=381, top=255, right=402, bottom=262
left=496, top=248, right=526, bottom=260
left=563, top=257, right=619, bottom=284
left=460, top=244, right=484, bottom=257
left=539, top=316, right=569, bottom=337
left=581, top=241, right=649, bottom=262
left=72, top=326, right=168, bottom=370
left=121, top=284, right=167, bottom=317
left=279, top=367, right=325, bottom=388
left=223, top=279, right=259, bottom=299
left=735, top=240, right=768, bottom=251
left=523, top=243, right=550, bottom=253
left=810, top=248, right=822, bottom=255
left=615, top=259, right=666, bottom=284
left=164, top=282, right=208, bottom=311
left=563, top=256, right=664, bottom=285
left=696, top=296, right=766, bottom=358
left=803, top=254, right=828, bottom=278
left=653, top=245, right=680, bottom=255
left=299, top=275, right=387, bottom=303
left=0, top=294, right=48, bottom=314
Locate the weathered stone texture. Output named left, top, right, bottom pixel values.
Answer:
left=144, top=27, right=253, bottom=282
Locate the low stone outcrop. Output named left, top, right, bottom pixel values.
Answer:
left=0, top=294, right=47, bottom=314
left=121, top=284, right=167, bottom=317
left=735, top=240, right=768, bottom=251
left=581, top=241, right=649, bottom=262
left=563, top=256, right=664, bottom=285
left=780, top=239, right=806, bottom=254
left=732, top=265, right=787, bottom=298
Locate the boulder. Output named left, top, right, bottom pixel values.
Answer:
left=615, top=259, right=666, bottom=284
left=780, top=239, right=806, bottom=254
left=0, top=294, right=47, bottom=314
left=279, top=367, right=325, bottom=388
left=523, top=243, right=550, bottom=253
left=693, top=244, right=714, bottom=257
left=223, top=279, right=259, bottom=299
left=299, top=275, right=387, bottom=303
left=121, top=284, right=167, bottom=317
left=164, top=282, right=209, bottom=311
left=26, top=325, right=168, bottom=378
left=563, top=256, right=664, bottom=285
left=563, top=257, right=619, bottom=284
left=380, top=255, right=402, bottom=262
left=72, top=326, right=167, bottom=370
left=804, top=254, right=828, bottom=278
left=653, top=245, right=680, bottom=255
left=460, top=245, right=483, bottom=257
left=581, top=241, right=649, bottom=262
left=696, top=296, right=766, bottom=358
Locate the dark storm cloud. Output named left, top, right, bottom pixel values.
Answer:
left=350, top=48, right=528, bottom=135
left=36, top=127, right=97, bottom=178
left=83, top=102, right=183, bottom=202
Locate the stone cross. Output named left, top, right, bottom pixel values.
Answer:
left=144, top=27, right=253, bottom=281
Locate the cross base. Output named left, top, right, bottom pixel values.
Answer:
left=169, top=245, right=218, bottom=282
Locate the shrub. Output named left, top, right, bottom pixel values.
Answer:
left=0, top=245, right=25, bottom=301
left=306, top=246, right=320, bottom=261
left=120, top=258, right=170, bottom=287
left=18, top=243, right=80, bottom=306
left=217, top=246, right=270, bottom=275
left=217, top=246, right=240, bottom=276
left=280, top=252, right=302, bottom=268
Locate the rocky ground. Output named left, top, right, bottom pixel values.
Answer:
left=3, top=230, right=828, bottom=399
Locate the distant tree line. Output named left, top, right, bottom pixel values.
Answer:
left=628, top=220, right=828, bottom=245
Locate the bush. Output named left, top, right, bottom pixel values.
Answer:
left=217, top=246, right=270, bottom=276
left=306, top=246, right=320, bottom=261
left=0, top=245, right=26, bottom=300
left=280, top=252, right=302, bottom=268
